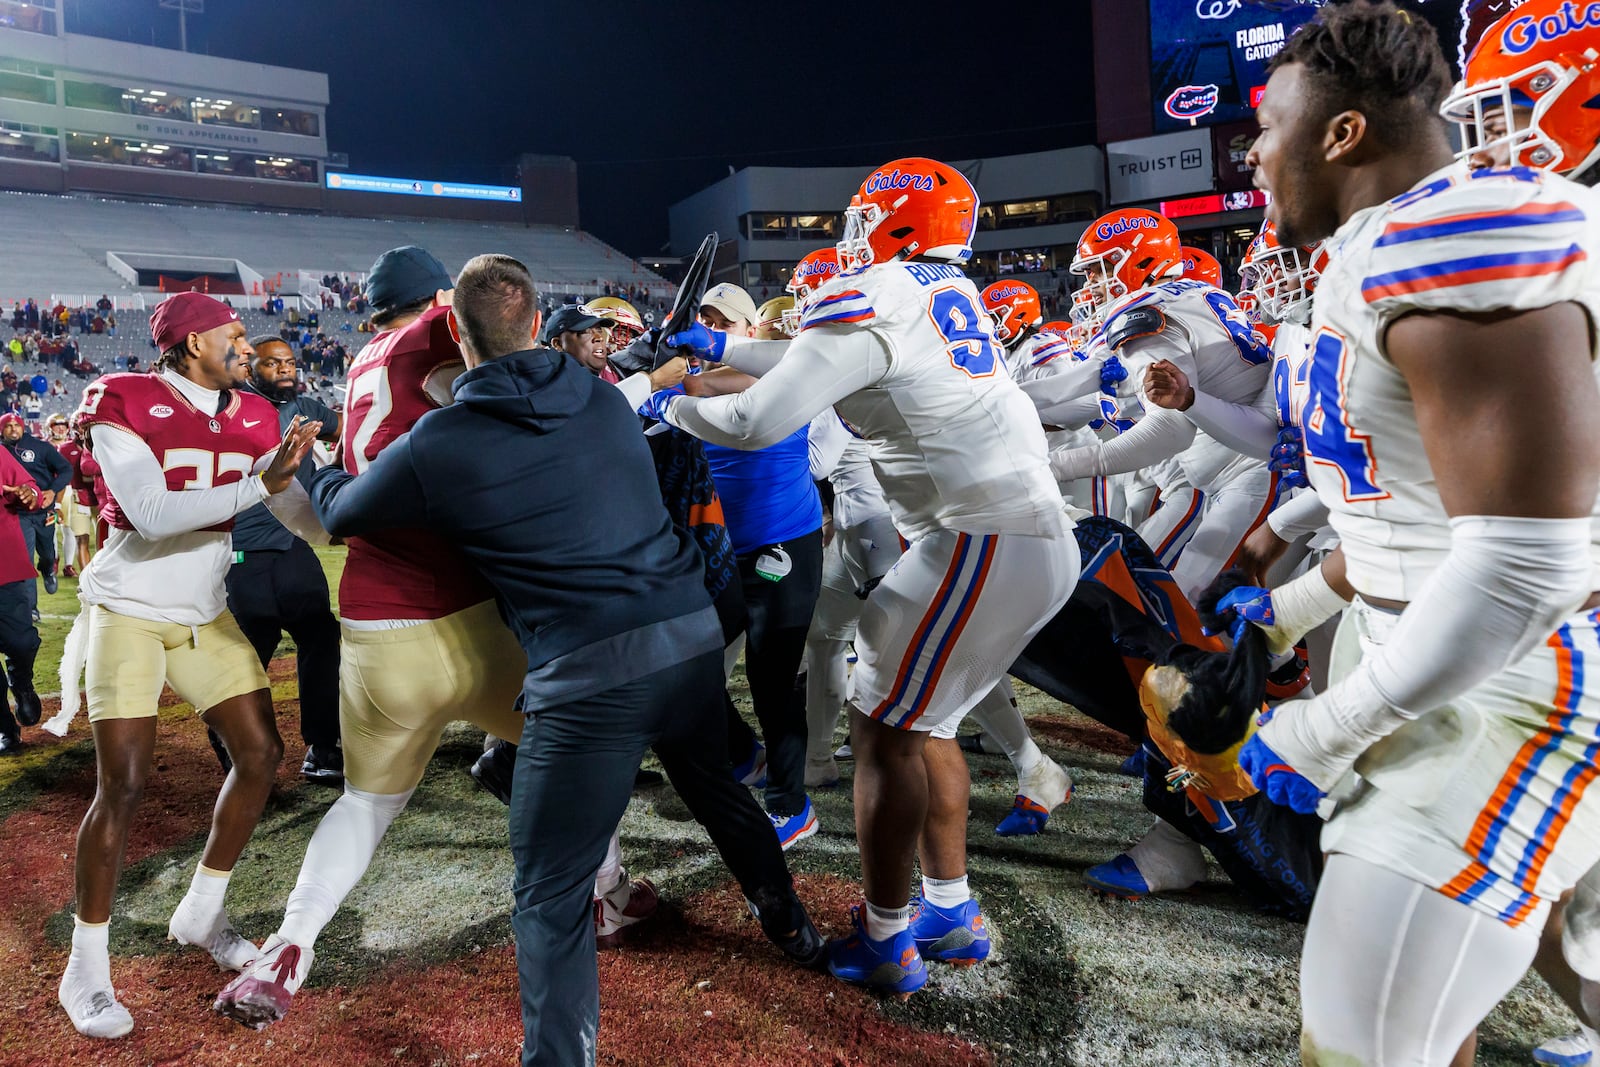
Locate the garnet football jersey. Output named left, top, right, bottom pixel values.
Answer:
left=339, top=305, right=494, bottom=621
left=78, top=371, right=281, bottom=624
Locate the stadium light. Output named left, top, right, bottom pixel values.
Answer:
left=157, top=0, right=204, bottom=53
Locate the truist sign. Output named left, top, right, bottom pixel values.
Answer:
left=1107, top=130, right=1213, bottom=205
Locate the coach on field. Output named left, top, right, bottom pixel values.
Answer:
left=307, top=253, right=823, bottom=1067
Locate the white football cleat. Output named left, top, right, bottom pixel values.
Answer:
left=594, top=872, right=659, bottom=948
left=168, top=897, right=258, bottom=972
left=59, top=970, right=134, bottom=1039
left=214, top=934, right=314, bottom=1029
left=1534, top=1024, right=1599, bottom=1066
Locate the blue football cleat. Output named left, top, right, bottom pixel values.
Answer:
left=1118, top=748, right=1146, bottom=778
left=909, top=896, right=990, bottom=966
left=1084, top=853, right=1151, bottom=900
left=995, top=795, right=1052, bottom=836
left=731, top=741, right=767, bottom=789
left=826, top=905, right=927, bottom=998
left=769, top=796, right=818, bottom=850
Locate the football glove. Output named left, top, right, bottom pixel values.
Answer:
left=1269, top=426, right=1308, bottom=489
left=1238, top=710, right=1324, bottom=814
left=664, top=322, right=727, bottom=362
left=638, top=384, right=686, bottom=423
left=1098, top=354, right=1127, bottom=392
left=1205, top=584, right=1274, bottom=644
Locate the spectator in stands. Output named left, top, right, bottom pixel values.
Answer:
left=6, top=339, right=18, bottom=363
left=49, top=379, right=65, bottom=399
left=23, top=300, right=37, bottom=331
left=8, top=304, right=19, bottom=330
left=225, top=336, right=345, bottom=784
left=96, top=295, right=111, bottom=314
left=1, top=412, right=70, bottom=618
left=126, top=356, right=139, bottom=374
left=107, top=314, right=116, bottom=338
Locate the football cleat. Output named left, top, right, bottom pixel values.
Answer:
left=996, top=755, right=1072, bottom=836
left=732, top=741, right=768, bottom=789
left=770, top=796, right=818, bottom=850
left=909, top=896, right=990, bottom=966
left=1083, top=854, right=1151, bottom=900
left=1118, top=748, right=1147, bottom=778
left=745, top=893, right=827, bottom=970
left=12, top=687, right=40, bottom=728
left=1535, top=1030, right=1597, bottom=1067
left=58, top=971, right=134, bottom=1040
left=470, top=740, right=516, bottom=806
left=213, top=934, right=313, bottom=1030
left=826, top=905, right=927, bottom=998
left=594, top=872, right=659, bottom=949
left=167, top=898, right=259, bottom=972
left=833, top=743, right=854, bottom=761
left=300, top=745, right=343, bottom=786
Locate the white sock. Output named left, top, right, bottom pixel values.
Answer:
left=278, top=786, right=412, bottom=948
left=1268, top=647, right=1298, bottom=672
left=966, top=679, right=1040, bottom=774
left=1125, top=818, right=1208, bottom=893
left=864, top=900, right=911, bottom=941
left=178, top=862, right=231, bottom=928
left=593, top=829, right=624, bottom=899
left=922, top=875, right=970, bottom=909
left=66, top=916, right=111, bottom=985
left=804, top=637, right=850, bottom=765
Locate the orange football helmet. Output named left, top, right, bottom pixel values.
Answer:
left=1239, top=220, right=1328, bottom=325
left=837, top=157, right=978, bottom=272
left=1040, top=319, right=1073, bottom=335
left=1072, top=209, right=1183, bottom=316
left=1441, top=0, right=1600, bottom=176
left=1180, top=246, right=1223, bottom=288
left=980, top=279, right=1043, bottom=345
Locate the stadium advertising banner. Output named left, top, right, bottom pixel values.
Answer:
left=1149, top=1, right=1323, bottom=133
left=325, top=172, right=522, bottom=201
left=1108, top=129, right=1214, bottom=205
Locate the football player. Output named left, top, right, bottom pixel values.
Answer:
left=60, top=292, right=321, bottom=1039
left=1049, top=209, right=1277, bottom=603
left=1231, top=5, right=1600, bottom=1062
left=659, top=157, right=1078, bottom=996
left=213, top=248, right=539, bottom=1027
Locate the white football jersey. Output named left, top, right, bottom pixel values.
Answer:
left=1007, top=330, right=1078, bottom=385
left=831, top=422, right=893, bottom=531
left=1086, top=279, right=1272, bottom=489
left=1306, top=163, right=1600, bottom=601
left=1270, top=318, right=1314, bottom=430
left=800, top=262, right=1068, bottom=542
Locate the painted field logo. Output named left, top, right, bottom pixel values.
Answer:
left=864, top=168, right=935, bottom=195
left=1165, top=84, right=1220, bottom=122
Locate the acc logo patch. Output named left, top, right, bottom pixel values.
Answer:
left=149, top=405, right=174, bottom=418
left=1165, top=84, right=1220, bottom=122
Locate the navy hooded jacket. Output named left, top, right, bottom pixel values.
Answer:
left=308, top=346, right=721, bottom=709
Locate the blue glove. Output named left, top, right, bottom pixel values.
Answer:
left=1205, top=584, right=1275, bottom=643
left=1238, top=713, right=1324, bottom=814
left=637, top=384, right=686, bottom=423
left=1098, top=355, right=1127, bottom=392
left=664, top=322, right=727, bottom=362
left=1269, top=426, right=1308, bottom=489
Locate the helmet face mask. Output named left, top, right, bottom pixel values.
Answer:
left=1072, top=209, right=1182, bottom=318
left=785, top=247, right=845, bottom=332
left=1240, top=221, right=1324, bottom=326
left=582, top=297, right=643, bottom=355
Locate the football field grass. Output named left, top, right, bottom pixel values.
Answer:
left=0, top=546, right=1579, bottom=1065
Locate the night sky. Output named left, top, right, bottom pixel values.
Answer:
left=61, top=1, right=1100, bottom=255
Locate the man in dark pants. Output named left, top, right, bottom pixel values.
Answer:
left=1, top=412, right=71, bottom=618
left=219, top=336, right=344, bottom=783
left=308, top=254, right=822, bottom=1067
left=0, top=443, right=41, bottom=753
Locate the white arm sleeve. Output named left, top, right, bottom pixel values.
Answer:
left=260, top=477, right=333, bottom=546
left=1262, top=515, right=1594, bottom=789
left=1267, top=490, right=1331, bottom=542
left=718, top=336, right=792, bottom=379
left=613, top=372, right=653, bottom=412
left=1046, top=394, right=1113, bottom=431
left=1183, top=380, right=1280, bottom=460
left=1050, top=404, right=1196, bottom=482
left=807, top=409, right=850, bottom=481
left=94, top=424, right=270, bottom=540
left=1018, top=359, right=1105, bottom=422
left=665, top=327, right=889, bottom=451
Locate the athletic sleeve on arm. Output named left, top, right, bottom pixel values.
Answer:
left=719, top=337, right=792, bottom=379
left=308, top=433, right=429, bottom=539
left=613, top=372, right=652, bottom=412
left=1267, top=489, right=1331, bottom=542
left=665, top=326, right=889, bottom=451
left=1018, top=359, right=1105, bottom=424
left=1184, top=381, right=1280, bottom=459
left=93, top=424, right=269, bottom=539
left=808, top=408, right=850, bottom=481
left=1050, top=404, right=1196, bottom=481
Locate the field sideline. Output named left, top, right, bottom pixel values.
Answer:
left=0, top=546, right=1578, bottom=1065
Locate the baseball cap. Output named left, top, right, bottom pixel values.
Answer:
left=367, top=246, right=452, bottom=311
left=539, top=305, right=616, bottom=344
left=149, top=292, right=240, bottom=352
left=699, top=283, right=760, bottom=327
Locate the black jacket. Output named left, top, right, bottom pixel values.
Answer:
left=309, top=347, right=719, bottom=708
left=6, top=433, right=71, bottom=498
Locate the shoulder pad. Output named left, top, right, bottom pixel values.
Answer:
left=1104, top=305, right=1167, bottom=352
